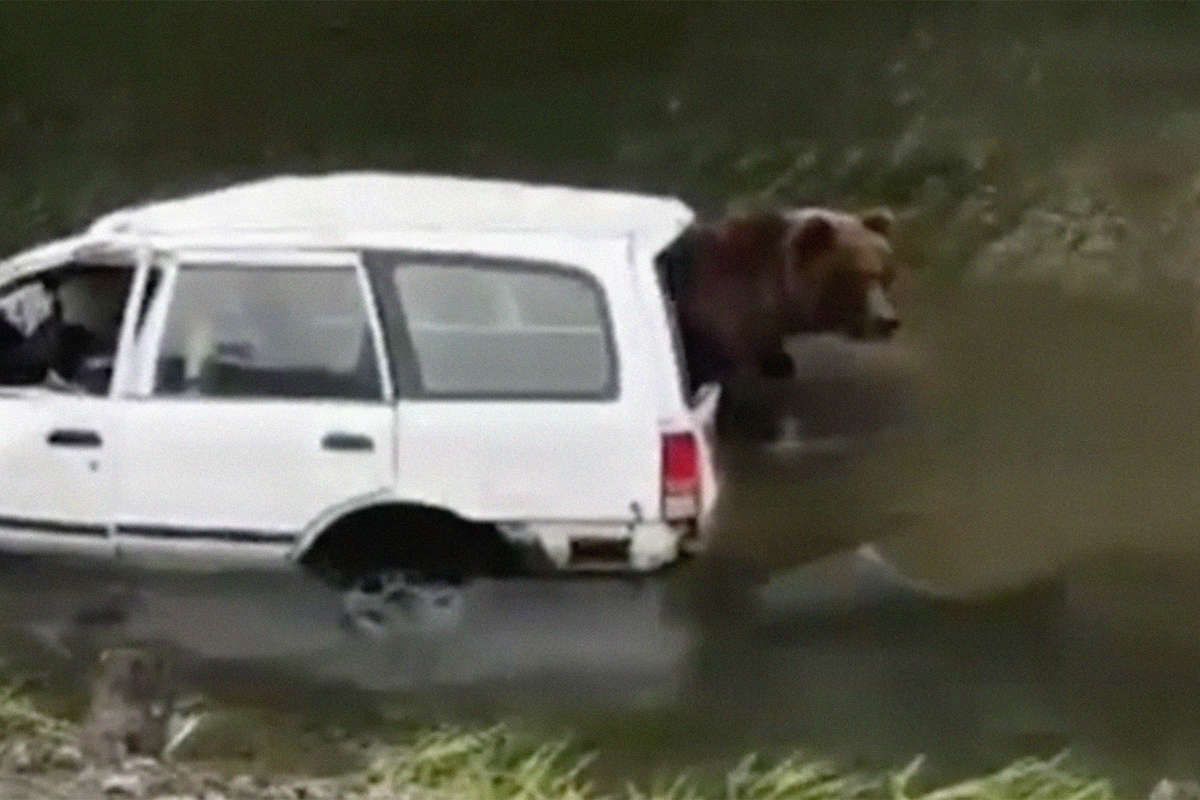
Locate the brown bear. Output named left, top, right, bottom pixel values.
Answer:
left=657, top=207, right=901, bottom=390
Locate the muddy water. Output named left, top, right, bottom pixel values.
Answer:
left=4, top=285, right=1200, bottom=793
left=686, top=283, right=1200, bottom=789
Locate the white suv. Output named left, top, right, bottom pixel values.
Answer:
left=0, top=174, right=720, bottom=600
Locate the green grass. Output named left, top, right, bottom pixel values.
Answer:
left=0, top=682, right=75, bottom=747
left=0, top=679, right=1123, bottom=800
left=363, top=724, right=1113, bottom=800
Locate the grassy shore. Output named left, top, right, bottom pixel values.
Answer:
left=366, top=725, right=1113, bottom=800
left=0, top=679, right=1117, bottom=800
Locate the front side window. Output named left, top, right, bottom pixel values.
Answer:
left=389, top=260, right=615, bottom=398
left=0, top=264, right=134, bottom=395
left=153, top=267, right=381, bottom=400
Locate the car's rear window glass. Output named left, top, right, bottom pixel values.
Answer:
left=392, top=263, right=614, bottom=398
left=154, top=267, right=381, bottom=400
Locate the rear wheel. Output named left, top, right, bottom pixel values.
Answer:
left=300, top=505, right=518, bottom=636
left=339, top=569, right=465, bottom=637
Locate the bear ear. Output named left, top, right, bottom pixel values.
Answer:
left=860, top=208, right=895, bottom=237
left=791, top=214, right=836, bottom=261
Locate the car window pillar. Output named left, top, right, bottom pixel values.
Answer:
left=109, top=246, right=154, bottom=399
left=121, top=257, right=178, bottom=398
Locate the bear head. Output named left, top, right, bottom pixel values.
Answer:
left=780, top=208, right=900, bottom=340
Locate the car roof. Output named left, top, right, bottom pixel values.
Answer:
left=1, top=173, right=695, bottom=284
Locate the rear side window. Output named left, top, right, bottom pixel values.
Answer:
left=153, top=267, right=381, bottom=400
left=387, top=260, right=616, bottom=399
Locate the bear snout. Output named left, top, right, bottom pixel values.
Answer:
left=864, top=282, right=900, bottom=338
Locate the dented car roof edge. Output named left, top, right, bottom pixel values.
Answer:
left=1, top=173, right=694, bottom=282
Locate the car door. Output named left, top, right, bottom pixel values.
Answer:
left=113, top=250, right=396, bottom=567
left=0, top=260, right=140, bottom=558
left=364, top=236, right=664, bottom=523
left=0, top=388, right=116, bottom=557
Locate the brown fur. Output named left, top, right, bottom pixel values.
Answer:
left=659, top=207, right=901, bottom=388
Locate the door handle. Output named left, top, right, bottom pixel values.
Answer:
left=321, top=432, right=374, bottom=452
left=47, top=429, right=102, bottom=448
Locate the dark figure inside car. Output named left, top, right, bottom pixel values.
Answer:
left=0, top=303, right=51, bottom=385
left=0, top=277, right=109, bottom=390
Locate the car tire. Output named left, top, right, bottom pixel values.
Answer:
left=339, top=569, right=466, bottom=638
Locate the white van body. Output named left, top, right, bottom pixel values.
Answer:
left=0, top=174, right=719, bottom=578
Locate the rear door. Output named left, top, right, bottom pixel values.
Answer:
left=113, top=250, right=396, bottom=565
left=365, top=237, right=662, bottom=524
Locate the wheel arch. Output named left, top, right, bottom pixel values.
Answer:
left=294, top=497, right=524, bottom=585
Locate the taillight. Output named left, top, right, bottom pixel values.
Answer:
left=662, top=432, right=700, bottom=519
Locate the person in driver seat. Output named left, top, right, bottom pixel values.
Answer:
left=0, top=276, right=105, bottom=388
left=0, top=311, right=31, bottom=382
left=0, top=298, right=49, bottom=385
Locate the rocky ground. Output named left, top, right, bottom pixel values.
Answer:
left=0, top=712, right=391, bottom=800
left=0, top=660, right=412, bottom=800
left=0, top=756, right=359, bottom=800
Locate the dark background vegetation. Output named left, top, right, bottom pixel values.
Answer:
left=6, top=2, right=1200, bottom=292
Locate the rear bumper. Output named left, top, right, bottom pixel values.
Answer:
left=497, top=520, right=695, bottom=573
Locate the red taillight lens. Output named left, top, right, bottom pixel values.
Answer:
left=662, top=432, right=700, bottom=519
